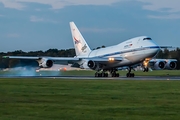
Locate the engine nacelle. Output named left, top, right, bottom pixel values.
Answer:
left=87, top=60, right=96, bottom=69
left=165, top=61, right=177, bottom=70
left=38, top=58, right=53, bottom=68
left=153, top=61, right=165, bottom=70
left=87, top=60, right=99, bottom=70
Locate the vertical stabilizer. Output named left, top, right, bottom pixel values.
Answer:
left=70, top=22, right=91, bottom=57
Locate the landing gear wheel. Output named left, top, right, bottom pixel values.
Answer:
left=111, top=73, right=119, bottom=77
left=126, top=67, right=135, bottom=77
left=111, top=73, right=115, bottom=77
left=131, top=73, right=134, bottom=77
left=98, top=73, right=102, bottom=77
left=116, top=73, right=120, bottom=77
left=143, top=68, right=149, bottom=72
left=95, top=72, right=108, bottom=77
left=102, top=73, right=108, bottom=77
left=126, top=73, right=134, bottom=77
left=95, top=68, right=119, bottom=77
left=110, top=68, right=120, bottom=77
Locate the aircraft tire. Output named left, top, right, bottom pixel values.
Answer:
left=102, top=73, right=108, bottom=77
left=143, top=68, right=149, bottom=72
left=126, top=73, right=135, bottom=77
left=98, top=73, right=102, bottom=77
left=116, top=73, right=119, bottom=77
left=111, top=73, right=119, bottom=77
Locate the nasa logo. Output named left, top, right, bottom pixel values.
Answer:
left=74, top=37, right=81, bottom=44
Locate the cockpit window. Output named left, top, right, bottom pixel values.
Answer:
left=143, top=37, right=152, bottom=40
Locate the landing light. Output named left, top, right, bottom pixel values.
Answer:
left=143, top=62, right=148, bottom=67
left=108, top=57, right=115, bottom=61
left=143, top=58, right=151, bottom=67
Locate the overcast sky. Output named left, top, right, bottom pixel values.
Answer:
left=0, top=0, right=180, bottom=52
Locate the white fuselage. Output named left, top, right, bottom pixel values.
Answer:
left=84, top=36, right=160, bottom=69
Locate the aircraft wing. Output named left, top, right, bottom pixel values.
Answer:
left=3, top=56, right=123, bottom=68
left=3, top=56, right=40, bottom=60
left=3, top=56, right=80, bottom=67
left=3, top=56, right=79, bottom=61
left=3, top=56, right=122, bottom=61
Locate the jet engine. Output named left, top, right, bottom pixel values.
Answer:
left=88, top=60, right=96, bottom=69
left=87, top=60, right=100, bottom=70
left=38, top=58, right=53, bottom=68
left=165, top=61, right=177, bottom=70
left=153, top=61, right=165, bottom=70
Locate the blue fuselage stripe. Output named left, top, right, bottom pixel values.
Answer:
left=98, top=46, right=159, bottom=57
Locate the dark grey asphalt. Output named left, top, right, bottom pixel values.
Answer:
left=0, top=75, right=180, bottom=80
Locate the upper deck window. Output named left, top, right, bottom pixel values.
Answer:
left=143, top=37, right=152, bottom=40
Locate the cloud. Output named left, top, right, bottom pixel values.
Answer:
left=0, top=0, right=122, bottom=10
left=0, top=0, right=25, bottom=10
left=80, top=27, right=125, bottom=33
left=137, top=0, right=180, bottom=13
left=137, top=0, right=180, bottom=20
left=30, top=15, right=58, bottom=23
left=7, top=33, right=20, bottom=38
left=148, top=14, right=180, bottom=19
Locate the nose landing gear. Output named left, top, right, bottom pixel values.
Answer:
left=143, top=67, right=149, bottom=72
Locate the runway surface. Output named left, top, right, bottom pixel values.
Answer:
left=1, top=75, right=180, bottom=80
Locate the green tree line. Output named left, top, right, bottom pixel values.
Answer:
left=0, top=48, right=180, bottom=69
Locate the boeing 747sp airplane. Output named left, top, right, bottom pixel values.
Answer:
left=3, top=22, right=160, bottom=77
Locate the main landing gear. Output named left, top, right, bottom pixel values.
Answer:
left=110, top=69, right=119, bottom=77
left=95, top=72, right=108, bottom=77
left=94, top=69, right=119, bottom=77
left=126, top=67, right=135, bottom=77
left=94, top=68, right=135, bottom=78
